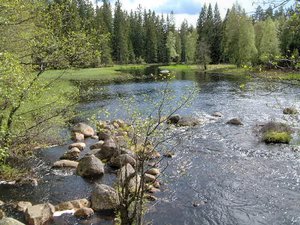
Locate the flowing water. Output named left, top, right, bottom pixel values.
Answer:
left=1, top=68, right=300, bottom=225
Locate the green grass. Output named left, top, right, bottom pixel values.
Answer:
left=159, top=64, right=249, bottom=76
left=41, top=64, right=148, bottom=81
left=263, top=131, right=292, bottom=144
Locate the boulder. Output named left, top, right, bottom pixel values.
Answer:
left=102, top=138, right=117, bottom=151
left=163, top=151, right=175, bottom=158
left=177, top=117, right=200, bottom=127
left=144, top=173, right=156, bottom=183
left=91, top=184, right=120, bottom=211
left=74, top=207, right=94, bottom=218
left=72, top=123, right=94, bottom=137
left=68, top=143, right=86, bottom=151
left=110, top=154, right=136, bottom=168
left=76, top=155, right=104, bottom=178
left=16, top=201, right=32, bottom=212
left=0, top=201, right=4, bottom=206
left=0, top=218, right=25, bottom=225
left=97, top=130, right=112, bottom=141
left=25, top=203, right=55, bottom=225
left=226, top=118, right=243, bottom=126
left=93, top=148, right=116, bottom=161
left=90, top=141, right=104, bottom=150
left=53, top=160, right=78, bottom=168
left=72, top=132, right=84, bottom=142
left=283, top=107, right=298, bottom=115
left=153, top=180, right=160, bottom=189
left=55, top=199, right=90, bottom=211
left=146, top=168, right=160, bottom=176
left=60, top=148, right=80, bottom=161
left=118, top=164, right=140, bottom=193
left=0, top=210, right=5, bottom=219
left=167, top=114, right=181, bottom=124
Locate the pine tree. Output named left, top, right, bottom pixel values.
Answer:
left=180, top=20, right=188, bottom=63
left=211, top=3, right=222, bottom=63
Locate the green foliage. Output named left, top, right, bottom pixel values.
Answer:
left=223, top=4, right=257, bottom=67
left=0, top=164, right=25, bottom=181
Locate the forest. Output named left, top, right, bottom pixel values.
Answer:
left=1, top=1, right=300, bottom=224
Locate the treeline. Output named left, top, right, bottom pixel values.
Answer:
left=2, top=0, right=300, bottom=70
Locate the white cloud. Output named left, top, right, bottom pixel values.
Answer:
left=98, top=0, right=256, bottom=27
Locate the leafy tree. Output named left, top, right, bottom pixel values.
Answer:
left=186, top=30, right=198, bottom=64
left=196, top=38, right=211, bottom=70
left=223, top=5, right=257, bottom=67
left=166, top=31, right=178, bottom=62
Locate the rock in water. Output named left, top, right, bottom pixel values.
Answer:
left=226, top=118, right=243, bottom=126
left=167, top=114, right=181, bottom=124
left=16, top=201, right=32, bottom=212
left=68, top=142, right=86, bottom=151
left=25, top=203, right=55, bottom=225
left=52, top=160, right=78, bottom=168
left=177, top=117, right=200, bottom=126
left=74, top=207, right=94, bottom=218
left=0, top=210, right=5, bottom=219
left=91, top=184, right=120, bottom=211
left=109, top=154, right=136, bottom=168
left=118, top=164, right=140, bottom=193
left=72, top=123, right=95, bottom=137
left=60, top=147, right=80, bottom=161
left=283, top=107, right=298, bottom=115
left=0, top=218, right=25, bottom=225
left=76, top=155, right=104, bottom=178
left=55, top=199, right=90, bottom=211
left=72, top=132, right=85, bottom=142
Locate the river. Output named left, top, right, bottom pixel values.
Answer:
left=1, top=68, right=300, bottom=225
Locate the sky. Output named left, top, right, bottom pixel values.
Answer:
left=100, top=0, right=258, bottom=27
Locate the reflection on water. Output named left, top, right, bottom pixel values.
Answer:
left=1, top=67, right=300, bottom=225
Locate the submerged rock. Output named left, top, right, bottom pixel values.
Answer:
left=226, top=118, right=243, bottom=126
left=72, top=123, right=95, bottom=137
left=91, top=184, right=120, bottom=211
left=146, top=168, right=160, bottom=176
left=0, top=218, right=25, bottom=225
left=177, top=117, right=200, bottom=127
left=53, top=160, right=78, bottom=168
left=76, top=155, right=104, bottom=178
left=212, top=112, right=223, bottom=117
left=25, top=203, right=55, bottom=225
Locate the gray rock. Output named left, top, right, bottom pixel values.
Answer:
left=91, top=184, right=120, bottom=211
left=72, top=132, right=85, bottom=142
left=53, top=160, right=78, bottom=168
left=72, top=123, right=95, bottom=137
left=110, top=154, right=136, bottom=168
left=16, top=201, right=32, bottom=212
left=0, top=218, right=25, bottom=225
left=177, top=117, right=200, bottom=126
left=76, top=155, right=104, bottom=178
left=97, top=130, right=112, bottom=141
left=146, top=168, right=160, bottom=176
left=144, top=173, right=156, bottom=183
left=0, top=201, right=4, bottom=206
left=25, top=203, right=55, bottom=225
left=90, top=141, right=104, bottom=150
left=0, top=210, right=5, bottom=219
left=55, top=199, right=90, bottom=211
left=118, top=164, right=140, bottom=193
left=226, top=118, right=243, bottom=126
left=74, top=207, right=94, bottom=218
left=60, top=147, right=80, bottom=161
left=68, top=143, right=86, bottom=151
left=93, top=148, right=116, bottom=161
